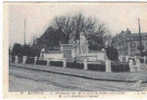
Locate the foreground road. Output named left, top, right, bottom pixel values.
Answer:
left=9, top=65, right=147, bottom=91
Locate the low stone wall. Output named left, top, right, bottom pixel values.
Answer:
left=10, top=56, right=133, bottom=73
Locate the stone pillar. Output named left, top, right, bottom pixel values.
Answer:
left=136, top=57, right=141, bottom=71
left=15, top=56, right=18, bottom=64
left=22, top=56, right=27, bottom=64
left=144, top=56, right=146, bottom=64
left=63, top=59, right=66, bottom=68
left=84, top=59, right=88, bottom=70
left=105, top=59, right=111, bottom=72
left=119, top=56, right=122, bottom=62
left=34, top=56, right=38, bottom=65
left=129, top=59, right=135, bottom=72
left=47, top=59, right=50, bottom=66
left=134, top=56, right=137, bottom=63
left=126, top=56, right=129, bottom=63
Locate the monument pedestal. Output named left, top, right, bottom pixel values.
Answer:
left=60, top=44, right=78, bottom=62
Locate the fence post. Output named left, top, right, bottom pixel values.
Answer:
left=23, top=56, right=27, bottom=64
left=84, top=58, right=88, bottom=70
left=63, top=59, right=66, bottom=68
left=105, top=59, right=111, bottom=72
left=34, top=56, right=37, bottom=65
left=15, top=56, right=18, bottom=64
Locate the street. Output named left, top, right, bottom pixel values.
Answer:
left=9, top=65, right=147, bottom=92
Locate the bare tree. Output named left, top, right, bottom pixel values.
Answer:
left=51, top=13, right=109, bottom=50
left=52, top=14, right=96, bottom=39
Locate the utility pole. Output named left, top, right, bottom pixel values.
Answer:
left=137, top=18, right=144, bottom=56
left=24, top=18, right=26, bottom=45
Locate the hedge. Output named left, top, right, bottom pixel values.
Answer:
left=18, top=56, right=23, bottom=64
left=36, top=60, right=47, bottom=65
left=88, top=63, right=105, bottom=72
left=66, top=62, right=84, bottom=69
left=26, top=57, right=34, bottom=64
left=111, top=63, right=130, bottom=72
left=11, top=56, right=15, bottom=63
left=50, top=61, right=63, bottom=67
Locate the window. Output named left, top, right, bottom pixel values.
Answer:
left=130, top=42, right=136, bottom=48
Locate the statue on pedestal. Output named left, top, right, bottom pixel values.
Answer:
left=72, top=32, right=88, bottom=57
left=79, top=32, right=88, bottom=56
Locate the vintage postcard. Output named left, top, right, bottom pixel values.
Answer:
left=3, top=1, right=147, bottom=99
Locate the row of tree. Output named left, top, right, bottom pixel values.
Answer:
left=10, top=43, right=119, bottom=61
left=10, top=13, right=119, bottom=61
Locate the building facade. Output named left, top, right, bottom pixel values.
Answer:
left=112, top=29, right=147, bottom=57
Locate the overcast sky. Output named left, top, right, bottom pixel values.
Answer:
left=5, top=2, right=147, bottom=46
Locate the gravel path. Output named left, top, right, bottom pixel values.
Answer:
left=9, top=66, right=147, bottom=92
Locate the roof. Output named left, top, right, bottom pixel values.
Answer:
left=112, top=32, right=147, bottom=42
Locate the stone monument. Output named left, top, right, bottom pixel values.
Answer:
left=60, top=32, right=89, bottom=62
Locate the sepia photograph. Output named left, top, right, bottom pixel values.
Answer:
left=3, top=2, right=147, bottom=97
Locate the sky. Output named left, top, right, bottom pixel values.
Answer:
left=4, top=2, right=147, bottom=47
